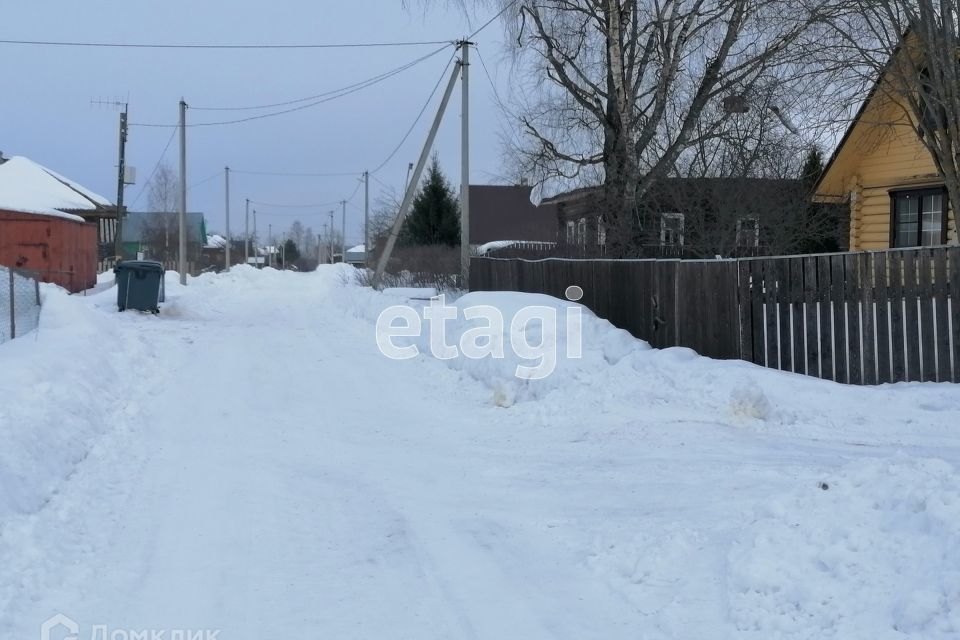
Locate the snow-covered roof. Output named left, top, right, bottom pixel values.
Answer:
left=475, top=240, right=556, bottom=256
left=0, top=156, right=111, bottom=222
left=346, top=244, right=366, bottom=254
left=205, top=234, right=227, bottom=249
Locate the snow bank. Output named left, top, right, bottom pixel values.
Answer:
left=339, top=275, right=960, bottom=446
left=0, top=285, right=143, bottom=520
left=729, top=456, right=960, bottom=638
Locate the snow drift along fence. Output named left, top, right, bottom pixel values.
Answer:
left=0, top=267, right=41, bottom=344
left=470, top=246, right=960, bottom=385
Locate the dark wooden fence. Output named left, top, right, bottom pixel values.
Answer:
left=470, top=246, right=960, bottom=384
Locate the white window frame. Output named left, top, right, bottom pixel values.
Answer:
left=659, top=212, right=685, bottom=247
left=565, top=220, right=576, bottom=244
left=577, top=217, right=587, bottom=246
left=597, top=215, right=606, bottom=247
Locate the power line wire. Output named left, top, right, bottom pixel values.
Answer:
left=131, top=47, right=452, bottom=128
left=187, top=170, right=224, bottom=191
left=476, top=45, right=517, bottom=119
left=0, top=38, right=452, bottom=50
left=191, top=45, right=451, bottom=111
left=249, top=199, right=343, bottom=209
left=233, top=170, right=360, bottom=178
left=371, top=50, right=458, bottom=175
left=468, top=0, right=518, bottom=40
left=129, top=128, right=177, bottom=208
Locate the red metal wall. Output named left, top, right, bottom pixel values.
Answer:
left=0, top=209, right=98, bottom=293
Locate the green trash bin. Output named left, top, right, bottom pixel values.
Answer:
left=115, top=260, right=165, bottom=313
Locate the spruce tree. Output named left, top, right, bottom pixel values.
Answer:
left=401, top=156, right=460, bottom=246
left=795, top=147, right=842, bottom=253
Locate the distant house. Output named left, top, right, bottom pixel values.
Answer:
left=0, top=154, right=107, bottom=292
left=344, top=244, right=366, bottom=266
left=121, top=211, right=206, bottom=267
left=469, top=184, right=558, bottom=247
left=545, top=177, right=844, bottom=258
left=815, top=36, right=958, bottom=250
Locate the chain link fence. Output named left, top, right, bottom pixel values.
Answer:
left=0, top=266, right=41, bottom=344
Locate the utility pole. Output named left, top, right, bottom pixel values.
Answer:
left=268, top=223, right=273, bottom=268
left=364, top=170, right=370, bottom=266
left=114, top=104, right=129, bottom=261
left=374, top=58, right=463, bottom=287
left=281, top=233, right=286, bottom=268
left=341, top=199, right=347, bottom=265
left=224, top=166, right=231, bottom=272
left=244, top=198, right=250, bottom=264
left=253, top=209, right=259, bottom=268
left=405, top=162, right=414, bottom=191
left=460, top=40, right=472, bottom=290
left=328, top=210, right=335, bottom=263
left=321, top=224, right=327, bottom=264
left=178, top=99, right=188, bottom=285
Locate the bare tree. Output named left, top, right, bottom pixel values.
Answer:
left=453, top=1, right=846, bottom=254
left=146, top=164, right=180, bottom=213
left=828, top=3, right=960, bottom=240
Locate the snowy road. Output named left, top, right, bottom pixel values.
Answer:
left=3, top=266, right=960, bottom=639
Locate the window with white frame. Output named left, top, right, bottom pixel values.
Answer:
left=660, top=212, right=684, bottom=247
left=577, top=217, right=587, bottom=246
left=597, top=216, right=606, bottom=246
left=736, top=217, right=760, bottom=247
left=566, top=220, right=576, bottom=244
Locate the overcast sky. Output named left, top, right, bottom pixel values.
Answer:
left=1, top=1, right=514, bottom=245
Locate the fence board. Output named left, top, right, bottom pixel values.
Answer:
left=887, top=252, right=907, bottom=382
left=816, top=256, right=835, bottom=381
left=790, top=258, right=806, bottom=375
left=873, top=252, right=892, bottom=383
left=859, top=252, right=877, bottom=385
left=902, top=250, right=921, bottom=380
left=951, top=248, right=960, bottom=383
left=748, top=260, right=765, bottom=366
left=716, top=261, right=741, bottom=360
left=738, top=261, right=754, bottom=363
left=932, top=249, right=951, bottom=382
left=845, top=253, right=863, bottom=385
left=764, top=260, right=780, bottom=369
left=830, top=255, right=848, bottom=383
left=775, top=258, right=792, bottom=372
left=803, top=256, right=820, bottom=378
left=918, top=249, right=938, bottom=382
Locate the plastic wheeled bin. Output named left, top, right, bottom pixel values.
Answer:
left=115, top=260, right=165, bottom=313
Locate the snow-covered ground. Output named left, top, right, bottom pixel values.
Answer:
left=1, top=265, right=959, bottom=639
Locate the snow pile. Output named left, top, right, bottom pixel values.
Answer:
left=0, top=284, right=143, bottom=520
left=339, top=276, right=960, bottom=447
left=729, top=456, right=960, bottom=638
left=0, top=156, right=110, bottom=219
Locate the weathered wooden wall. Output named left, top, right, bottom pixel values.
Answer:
left=0, top=210, right=98, bottom=293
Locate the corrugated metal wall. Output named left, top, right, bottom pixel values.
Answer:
left=0, top=210, right=98, bottom=293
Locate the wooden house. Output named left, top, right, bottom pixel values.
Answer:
left=815, top=37, right=958, bottom=250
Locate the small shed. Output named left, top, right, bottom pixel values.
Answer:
left=0, top=156, right=103, bottom=292
left=344, top=244, right=367, bottom=266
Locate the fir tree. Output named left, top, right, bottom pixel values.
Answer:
left=795, top=147, right=842, bottom=254
left=401, top=156, right=460, bottom=246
